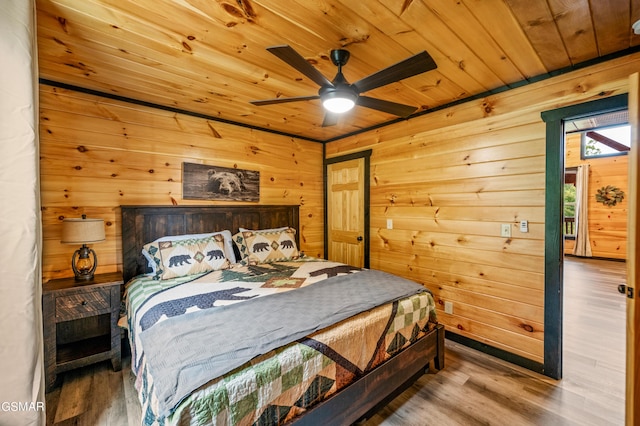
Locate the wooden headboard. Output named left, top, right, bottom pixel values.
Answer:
left=121, top=205, right=300, bottom=282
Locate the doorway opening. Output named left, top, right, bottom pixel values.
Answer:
left=560, top=111, right=629, bottom=422
left=541, top=94, right=628, bottom=380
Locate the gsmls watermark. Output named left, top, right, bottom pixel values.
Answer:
left=1, top=401, right=45, bottom=412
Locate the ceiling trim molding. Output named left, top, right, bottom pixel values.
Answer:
left=39, top=46, right=640, bottom=144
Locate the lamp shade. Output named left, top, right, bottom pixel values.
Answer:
left=61, top=218, right=105, bottom=244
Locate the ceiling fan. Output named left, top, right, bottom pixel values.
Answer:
left=250, top=45, right=437, bottom=126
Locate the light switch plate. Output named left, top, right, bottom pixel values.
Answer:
left=386, top=219, right=393, bottom=230
left=444, top=301, right=453, bottom=314
left=520, top=220, right=529, bottom=233
left=501, top=223, right=511, bottom=238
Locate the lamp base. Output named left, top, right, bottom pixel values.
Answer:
left=74, top=272, right=95, bottom=282
left=71, top=245, right=98, bottom=282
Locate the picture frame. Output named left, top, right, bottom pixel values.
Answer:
left=182, top=162, right=260, bottom=202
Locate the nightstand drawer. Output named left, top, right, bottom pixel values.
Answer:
left=55, top=288, right=112, bottom=321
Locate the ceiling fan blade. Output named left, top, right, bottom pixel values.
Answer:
left=250, top=95, right=320, bottom=106
left=357, top=96, right=418, bottom=117
left=322, top=112, right=339, bottom=127
left=267, top=45, right=333, bottom=88
left=352, top=51, right=437, bottom=94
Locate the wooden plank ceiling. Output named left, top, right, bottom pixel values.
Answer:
left=36, top=0, right=640, bottom=142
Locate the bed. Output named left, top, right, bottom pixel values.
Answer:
left=121, top=204, right=444, bottom=425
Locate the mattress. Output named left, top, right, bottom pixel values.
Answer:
left=125, top=257, right=437, bottom=425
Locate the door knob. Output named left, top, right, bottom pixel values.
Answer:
left=357, top=236, right=363, bottom=241
left=618, top=284, right=626, bottom=294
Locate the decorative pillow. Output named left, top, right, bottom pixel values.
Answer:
left=232, top=231, right=249, bottom=261
left=233, top=226, right=291, bottom=261
left=238, top=228, right=299, bottom=265
left=143, top=230, right=237, bottom=276
left=157, top=234, right=230, bottom=280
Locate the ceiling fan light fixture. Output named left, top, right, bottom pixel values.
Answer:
left=254, top=45, right=438, bottom=125
left=322, top=90, right=357, bottom=113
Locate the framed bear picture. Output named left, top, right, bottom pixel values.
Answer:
left=182, top=162, right=260, bottom=202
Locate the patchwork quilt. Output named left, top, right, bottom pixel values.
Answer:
left=125, top=258, right=438, bottom=425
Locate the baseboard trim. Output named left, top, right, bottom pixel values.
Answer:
left=445, top=331, right=546, bottom=376
left=564, top=254, right=626, bottom=262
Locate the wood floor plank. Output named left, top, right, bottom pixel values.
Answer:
left=45, top=257, right=626, bottom=425
left=122, top=357, right=142, bottom=426
left=45, top=386, right=61, bottom=426
left=53, top=365, right=94, bottom=423
left=83, top=363, right=109, bottom=423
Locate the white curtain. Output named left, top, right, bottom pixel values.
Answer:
left=0, top=0, right=45, bottom=425
left=573, top=164, right=593, bottom=257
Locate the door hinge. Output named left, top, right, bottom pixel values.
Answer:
left=618, top=285, right=634, bottom=299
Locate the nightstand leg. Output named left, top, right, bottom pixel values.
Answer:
left=43, top=293, right=57, bottom=392
left=111, top=357, right=122, bottom=371
left=45, top=369, right=57, bottom=393
left=110, top=291, right=122, bottom=372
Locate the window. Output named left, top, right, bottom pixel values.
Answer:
left=564, top=169, right=576, bottom=238
left=564, top=109, right=630, bottom=159
left=581, top=124, right=631, bottom=159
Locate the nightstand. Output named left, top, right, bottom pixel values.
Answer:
left=43, top=272, right=123, bottom=392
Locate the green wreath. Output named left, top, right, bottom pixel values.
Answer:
left=595, top=185, right=624, bottom=207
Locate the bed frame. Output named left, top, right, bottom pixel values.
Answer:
left=120, top=204, right=444, bottom=425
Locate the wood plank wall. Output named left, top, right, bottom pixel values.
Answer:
left=564, top=133, right=628, bottom=259
left=39, top=85, right=324, bottom=282
left=326, top=52, right=640, bottom=364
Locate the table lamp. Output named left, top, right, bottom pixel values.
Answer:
left=61, top=215, right=106, bottom=281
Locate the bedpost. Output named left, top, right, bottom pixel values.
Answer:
left=434, top=323, right=445, bottom=370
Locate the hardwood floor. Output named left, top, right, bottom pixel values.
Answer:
left=44, top=355, right=141, bottom=426
left=45, top=257, right=627, bottom=425
left=561, top=257, right=626, bottom=424
left=365, top=257, right=627, bottom=426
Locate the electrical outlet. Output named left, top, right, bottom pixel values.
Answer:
left=444, top=301, right=453, bottom=314
left=386, top=219, right=393, bottom=230
left=501, top=223, right=511, bottom=238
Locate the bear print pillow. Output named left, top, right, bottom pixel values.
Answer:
left=240, top=228, right=299, bottom=265
left=232, top=226, right=290, bottom=262
left=157, top=234, right=230, bottom=280
left=143, top=230, right=237, bottom=277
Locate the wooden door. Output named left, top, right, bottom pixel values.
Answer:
left=626, top=72, right=639, bottom=426
left=327, top=158, right=365, bottom=267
